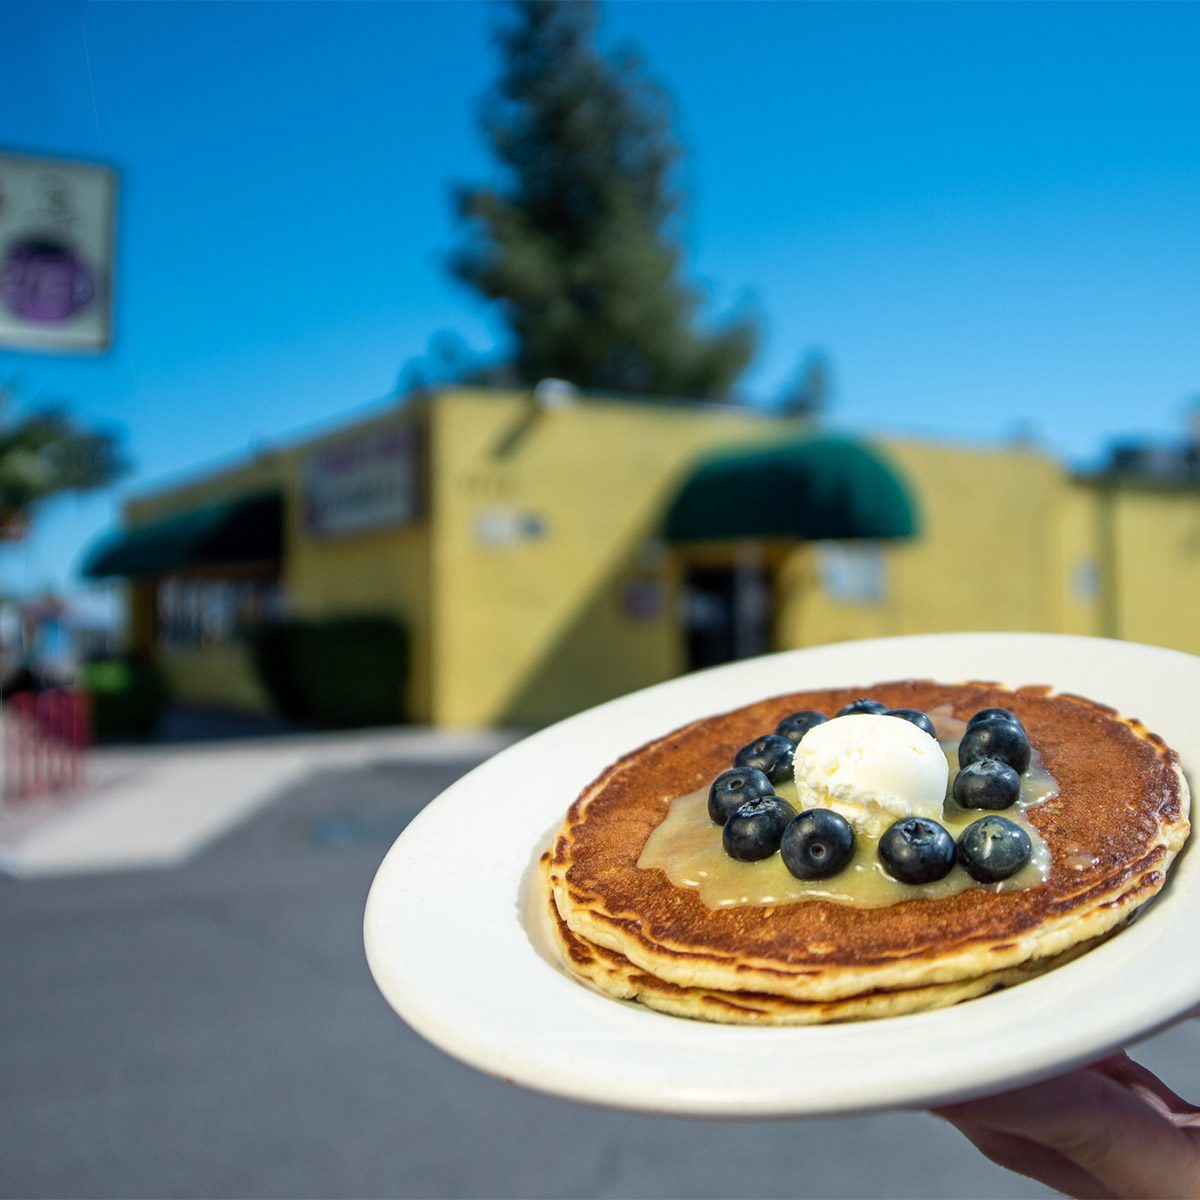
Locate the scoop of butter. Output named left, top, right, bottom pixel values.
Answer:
left=792, top=713, right=948, bottom=836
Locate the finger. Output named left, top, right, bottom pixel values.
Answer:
left=936, top=1067, right=1200, bottom=1200
left=1094, top=1053, right=1200, bottom=1121
left=950, top=1119, right=1117, bottom=1199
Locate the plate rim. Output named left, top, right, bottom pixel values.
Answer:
left=364, top=632, right=1200, bottom=1117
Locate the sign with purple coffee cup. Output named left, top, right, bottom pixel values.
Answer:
left=0, top=152, right=117, bottom=353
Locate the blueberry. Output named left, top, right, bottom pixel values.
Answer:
left=967, top=707, right=1025, bottom=732
left=878, top=817, right=957, bottom=884
left=775, top=710, right=828, bottom=744
left=734, top=733, right=796, bottom=784
left=958, top=718, right=1031, bottom=774
left=884, top=708, right=937, bottom=739
left=707, top=767, right=774, bottom=825
left=957, top=816, right=1032, bottom=883
left=780, top=809, right=856, bottom=880
left=722, top=796, right=798, bottom=861
left=953, top=757, right=1021, bottom=810
left=836, top=697, right=890, bottom=717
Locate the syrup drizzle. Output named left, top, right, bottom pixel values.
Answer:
left=638, top=707, right=1058, bottom=909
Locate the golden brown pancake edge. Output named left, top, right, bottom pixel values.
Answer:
left=539, top=853, right=1112, bottom=1025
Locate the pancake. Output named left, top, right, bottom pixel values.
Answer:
left=546, top=681, right=1190, bottom=1013
left=539, top=853, right=1110, bottom=1025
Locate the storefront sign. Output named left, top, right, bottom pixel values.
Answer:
left=0, top=152, right=117, bottom=353
left=303, top=426, right=421, bottom=537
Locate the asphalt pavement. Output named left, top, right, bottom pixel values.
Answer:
left=3, top=741, right=1198, bottom=1199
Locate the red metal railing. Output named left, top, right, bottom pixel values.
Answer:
left=3, top=689, right=91, bottom=803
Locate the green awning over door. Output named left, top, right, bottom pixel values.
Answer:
left=664, top=435, right=917, bottom=543
left=81, top=491, right=283, bottom=579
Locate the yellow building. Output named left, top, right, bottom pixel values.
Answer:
left=81, top=386, right=1199, bottom=729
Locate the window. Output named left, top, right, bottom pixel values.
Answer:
left=157, top=576, right=284, bottom=648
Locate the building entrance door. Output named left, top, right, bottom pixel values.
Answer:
left=683, top=551, right=771, bottom=671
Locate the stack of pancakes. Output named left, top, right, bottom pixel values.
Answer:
left=543, top=681, right=1190, bottom=1024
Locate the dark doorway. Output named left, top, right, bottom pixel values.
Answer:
left=683, top=558, right=771, bottom=671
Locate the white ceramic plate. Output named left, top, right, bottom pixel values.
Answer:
left=364, top=633, right=1199, bottom=1117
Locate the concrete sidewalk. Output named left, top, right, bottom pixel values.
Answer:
left=0, top=726, right=521, bottom=879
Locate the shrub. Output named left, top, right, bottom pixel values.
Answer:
left=251, top=615, right=409, bottom=728
left=251, top=622, right=308, bottom=720
left=81, top=655, right=168, bottom=740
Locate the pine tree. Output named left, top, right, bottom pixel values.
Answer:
left=449, top=0, right=756, bottom=399
left=778, top=350, right=834, bottom=418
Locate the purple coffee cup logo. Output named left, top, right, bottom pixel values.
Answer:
left=0, top=236, right=97, bottom=323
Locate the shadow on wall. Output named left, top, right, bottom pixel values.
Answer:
left=491, top=566, right=682, bottom=728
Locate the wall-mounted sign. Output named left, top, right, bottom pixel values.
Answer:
left=302, top=425, right=422, bottom=538
left=0, top=152, right=117, bottom=353
left=621, top=578, right=664, bottom=620
left=472, top=506, right=547, bottom=547
left=816, top=541, right=886, bottom=605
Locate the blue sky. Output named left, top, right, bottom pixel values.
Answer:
left=2, top=0, right=1199, bottom=616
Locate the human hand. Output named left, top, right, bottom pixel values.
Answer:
left=934, top=1053, right=1200, bottom=1199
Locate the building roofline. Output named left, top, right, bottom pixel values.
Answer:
left=1071, top=467, right=1200, bottom=492
left=123, top=389, right=430, bottom=510
left=122, top=384, right=790, bottom=509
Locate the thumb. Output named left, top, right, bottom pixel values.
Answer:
left=937, top=1065, right=1200, bottom=1200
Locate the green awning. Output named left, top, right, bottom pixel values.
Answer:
left=664, top=435, right=917, bottom=543
left=82, top=491, right=283, bottom=579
